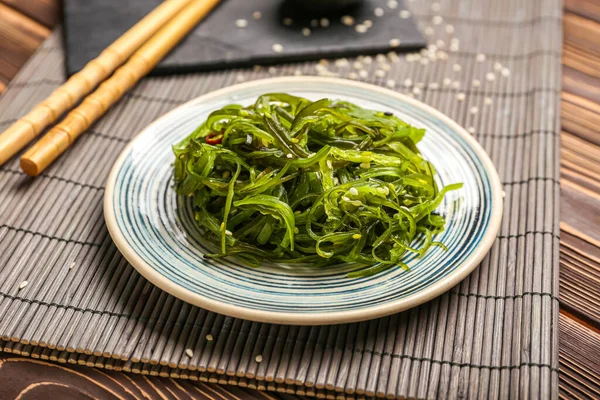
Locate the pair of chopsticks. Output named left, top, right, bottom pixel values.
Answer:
left=0, top=0, right=220, bottom=176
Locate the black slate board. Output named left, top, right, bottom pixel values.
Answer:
left=62, top=0, right=426, bottom=76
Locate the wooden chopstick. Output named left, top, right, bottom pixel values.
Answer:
left=0, top=0, right=196, bottom=167
left=20, top=0, right=220, bottom=176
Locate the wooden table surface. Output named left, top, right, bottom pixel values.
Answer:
left=0, top=0, right=599, bottom=398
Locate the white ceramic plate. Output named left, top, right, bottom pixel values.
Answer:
left=104, top=77, right=503, bottom=325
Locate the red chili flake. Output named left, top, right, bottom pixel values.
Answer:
left=206, top=132, right=223, bottom=145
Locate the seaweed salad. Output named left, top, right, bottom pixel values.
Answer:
left=173, top=93, right=462, bottom=277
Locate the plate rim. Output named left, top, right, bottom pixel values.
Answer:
left=104, top=76, right=503, bottom=325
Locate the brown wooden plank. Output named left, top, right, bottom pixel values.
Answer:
left=0, top=0, right=58, bottom=27
left=564, top=0, right=600, bottom=23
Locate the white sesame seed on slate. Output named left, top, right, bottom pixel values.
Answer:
left=445, top=24, right=454, bottom=34
left=348, top=72, right=359, bottom=80
left=387, top=51, right=399, bottom=62
left=310, top=19, right=319, bottom=27
left=236, top=19, right=248, bottom=28
left=364, top=20, right=373, bottom=28
left=375, top=69, right=386, bottom=78
left=294, top=70, right=302, bottom=76
left=452, top=80, right=460, bottom=89
left=432, top=2, right=441, bottom=11
left=272, top=43, right=284, bottom=53
left=436, top=39, right=445, bottom=48
left=19, top=281, right=28, bottom=290
left=501, top=67, right=511, bottom=77
left=494, top=62, right=503, bottom=71
left=387, top=0, right=398, bottom=9
left=252, top=11, right=262, bottom=20
left=185, top=349, right=194, bottom=358
left=335, top=58, right=349, bottom=67
left=468, top=126, right=476, bottom=134
left=376, top=54, right=387, bottom=63
left=502, top=190, right=506, bottom=198
left=268, top=67, right=276, bottom=74
left=427, top=44, right=437, bottom=53
left=437, top=51, right=448, bottom=60
left=420, top=58, right=429, bottom=65
left=484, top=97, right=493, bottom=105
left=486, top=72, right=496, bottom=81
left=302, top=27, right=311, bottom=36
left=341, top=15, right=355, bottom=26
left=432, top=16, right=443, bottom=25
left=381, top=63, right=391, bottom=71
left=363, top=56, right=373, bottom=64
left=389, top=38, right=401, bottom=48
left=353, top=61, right=363, bottom=70
left=283, top=17, right=293, bottom=26
left=429, top=82, right=440, bottom=90
left=472, top=79, right=481, bottom=87
left=456, top=92, right=466, bottom=101
left=476, top=53, right=486, bottom=62
left=443, top=77, right=452, bottom=86
left=403, top=78, right=413, bottom=87
left=424, top=27, right=434, bottom=36
left=399, top=10, right=411, bottom=19
left=358, top=70, right=368, bottom=78
left=255, top=355, right=263, bottom=363
left=320, top=18, right=330, bottom=27
left=412, top=87, right=421, bottom=95
left=386, top=79, right=396, bottom=88
left=206, top=334, right=214, bottom=341
left=450, top=37, right=459, bottom=45
left=319, top=59, right=329, bottom=66
left=470, top=106, right=479, bottom=114
left=355, top=24, right=368, bottom=33
left=374, top=7, right=384, bottom=17
left=450, top=43, right=459, bottom=52
left=453, top=63, right=461, bottom=72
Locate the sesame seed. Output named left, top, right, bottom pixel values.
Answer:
left=286, top=153, right=293, bottom=159
left=468, top=127, right=476, bottom=134
left=445, top=24, right=454, bottom=34
left=451, top=38, right=460, bottom=45
left=348, top=72, right=358, bottom=80
left=235, top=19, right=248, bottom=28
left=452, top=80, right=460, bottom=89
left=501, top=67, right=510, bottom=77
left=502, top=190, right=506, bottom=198
left=432, top=16, right=443, bottom=25
left=319, top=59, right=329, bottom=66
left=364, top=20, right=373, bottom=28
left=436, top=39, right=445, bottom=48
left=399, top=10, right=411, bottom=19
left=389, top=38, right=401, bottom=48
left=456, top=92, right=466, bottom=101
left=341, top=15, right=354, bottom=26
left=252, top=11, right=262, bottom=20
left=268, top=66, right=276, bottom=74
left=437, top=51, right=448, bottom=60
left=320, top=18, right=330, bottom=27
left=360, top=162, right=370, bottom=169
left=302, top=27, right=311, bottom=36
left=19, top=281, right=28, bottom=290
left=376, top=54, right=387, bottom=63
left=387, top=0, right=398, bottom=9
left=294, top=69, right=302, bottom=76
left=476, top=53, right=486, bottom=62
left=412, top=87, right=421, bottom=95
left=358, top=70, right=368, bottom=79
left=486, top=72, right=496, bottom=81
left=185, top=349, right=194, bottom=358
left=470, top=106, right=479, bottom=114
left=335, top=58, right=349, bottom=67
left=310, top=19, right=319, bottom=27
left=450, top=43, right=459, bottom=52
left=420, top=58, right=429, bottom=65
left=69, top=261, right=75, bottom=270
left=429, top=82, right=440, bottom=90
left=206, top=334, right=213, bottom=341
left=272, top=43, right=284, bottom=53
left=374, top=7, right=385, bottom=17
left=453, top=64, right=461, bottom=72
left=432, top=2, right=441, bottom=11
left=352, top=233, right=362, bottom=240
left=484, top=97, right=493, bottom=105
left=353, top=61, right=363, bottom=70
left=386, top=79, right=396, bottom=88
left=283, top=18, right=293, bottom=26
left=363, top=56, right=373, bottom=64
left=404, top=78, right=413, bottom=87
left=355, top=24, right=368, bottom=33
left=443, top=78, right=451, bottom=86
left=494, top=62, right=503, bottom=71
left=375, top=69, right=386, bottom=78
left=424, top=27, right=434, bottom=36
left=349, top=187, right=359, bottom=196
left=225, top=229, right=233, bottom=236
left=255, top=355, right=263, bottom=363
left=472, top=79, right=481, bottom=88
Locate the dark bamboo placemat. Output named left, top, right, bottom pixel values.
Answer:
left=0, top=0, right=562, bottom=398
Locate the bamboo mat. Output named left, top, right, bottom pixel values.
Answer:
left=0, top=0, right=562, bottom=398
